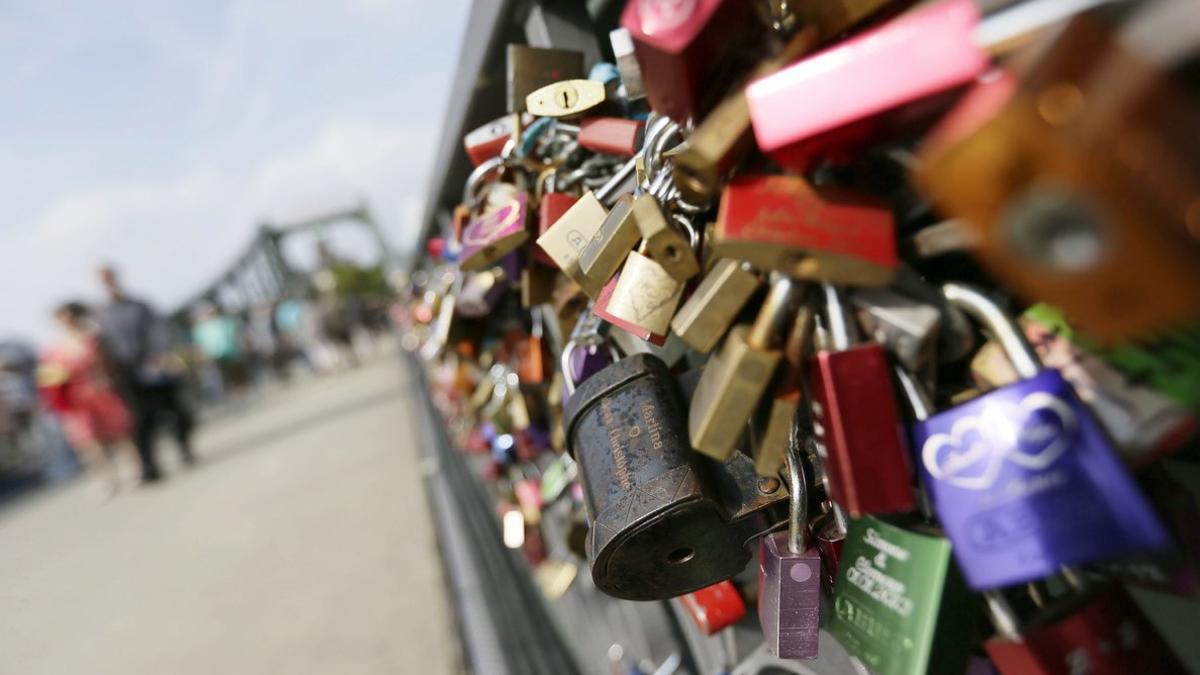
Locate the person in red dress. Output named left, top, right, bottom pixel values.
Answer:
left=39, top=302, right=139, bottom=495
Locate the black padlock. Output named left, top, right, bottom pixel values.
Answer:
left=563, top=353, right=787, bottom=601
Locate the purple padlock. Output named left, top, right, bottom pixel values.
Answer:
left=459, top=191, right=528, bottom=272
left=560, top=307, right=618, bottom=405
left=911, top=284, right=1170, bottom=590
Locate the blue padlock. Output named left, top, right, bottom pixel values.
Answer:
left=911, top=283, right=1170, bottom=589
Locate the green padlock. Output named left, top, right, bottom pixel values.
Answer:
left=828, top=515, right=973, bottom=675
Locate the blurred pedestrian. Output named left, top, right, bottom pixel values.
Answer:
left=38, top=302, right=137, bottom=496
left=95, top=266, right=195, bottom=483
left=191, top=302, right=248, bottom=395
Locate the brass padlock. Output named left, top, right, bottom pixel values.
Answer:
left=525, top=79, right=608, bottom=118
left=579, top=194, right=640, bottom=297
left=631, top=193, right=699, bottom=282
left=601, top=249, right=685, bottom=339
left=670, top=258, right=760, bottom=354
left=506, top=45, right=584, bottom=113
left=535, top=190, right=609, bottom=295
left=690, top=277, right=799, bottom=461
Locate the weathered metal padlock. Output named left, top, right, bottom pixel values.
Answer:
left=679, top=579, right=746, bottom=635
left=828, top=515, right=973, bottom=675
left=809, top=284, right=915, bottom=517
left=983, top=584, right=1187, bottom=675
left=563, top=353, right=788, bottom=600
left=912, top=283, right=1171, bottom=590
left=758, top=427, right=822, bottom=660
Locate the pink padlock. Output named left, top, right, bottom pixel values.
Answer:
left=747, top=0, right=988, bottom=171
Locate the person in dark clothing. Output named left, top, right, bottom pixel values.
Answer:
left=95, top=266, right=195, bottom=482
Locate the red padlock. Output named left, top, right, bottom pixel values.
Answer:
left=679, top=580, right=747, bottom=635
left=578, top=117, right=644, bottom=157
left=808, top=285, right=915, bottom=516
left=463, top=113, right=529, bottom=167
left=985, top=585, right=1186, bottom=675
left=535, top=192, right=579, bottom=266
left=746, top=0, right=988, bottom=171
left=620, top=0, right=759, bottom=123
left=713, top=174, right=897, bottom=287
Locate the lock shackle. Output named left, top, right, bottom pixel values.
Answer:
left=983, top=591, right=1022, bottom=640
left=560, top=307, right=618, bottom=395
left=819, top=283, right=858, bottom=351
left=786, top=417, right=809, bottom=554
left=672, top=213, right=700, bottom=252
left=748, top=278, right=799, bottom=350
left=462, top=156, right=505, bottom=210
left=941, top=283, right=1041, bottom=379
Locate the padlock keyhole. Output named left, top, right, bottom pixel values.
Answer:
left=666, top=546, right=695, bottom=565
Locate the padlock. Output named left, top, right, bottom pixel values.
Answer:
left=758, top=426, right=822, bottom=659
left=520, top=263, right=557, bottom=309
left=609, top=26, right=646, bottom=103
left=593, top=272, right=668, bottom=347
left=456, top=268, right=509, bottom=319
left=525, top=78, right=609, bottom=118
left=670, top=258, right=761, bottom=354
left=917, top=12, right=1200, bottom=342
left=515, top=308, right=548, bottom=385
left=534, top=169, right=578, bottom=269
left=714, top=174, right=897, bottom=286
left=535, top=190, right=608, bottom=293
left=679, top=579, right=747, bottom=635
left=463, top=113, right=530, bottom=167
left=747, top=0, right=989, bottom=172
left=809, top=284, right=915, bottom=516
left=1021, top=304, right=1196, bottom=468
left=911, top=283, right=1171, bottom=590
left=579, top=194, right=640, bottom=296
left=620, top=0, right=760, bottom=123
left=560, top=307, right=619, bottom=404
left=577, top=117, right=644, bottom=157
left=828, top=515, right=973, bottom=675
left=562, top=353, right=788, bottom=600
left=594, top=249, right=684, bottom=344
left=670, top=26, right=820, bottom=204
left=690, top=277, right=798, bottom=461
left=631, top=192, right=699, bottom=282
left=751, top=363, right=803, bottom=479
left=459, top=191, right=529, bottom=272
left=851, top=287, right=941, bottom=373
left=983, top=584, right=1187, bottom=675
left=506, top=45, right=585, bottom=113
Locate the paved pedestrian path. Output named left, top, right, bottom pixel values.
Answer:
left=0, top=352, right=459, bottom=675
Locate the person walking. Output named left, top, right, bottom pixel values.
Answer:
left=39, top=302, right=138, bottom=496
left=95, top=266, right=195, bottom=483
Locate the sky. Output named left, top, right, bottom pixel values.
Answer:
left=0, top=0, right=471, bottom=342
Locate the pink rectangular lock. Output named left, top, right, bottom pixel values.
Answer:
left=747, top=0, right=988, bottom=171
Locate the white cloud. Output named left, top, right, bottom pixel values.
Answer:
left=2, top=116, right=434, bottom=342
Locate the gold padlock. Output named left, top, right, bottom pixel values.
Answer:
left=604, top=249, right=685, bottom=338
left=525, top=79, right=608, bottom=118
left=690, top=277, right=798, bottom=460
left=631, top=193, right=699, bottom=283
left=579, top=194, right=640, bottom=298
left=535, top=191, right=608, bottom=295
left=670, top=258, right=760, bottom=353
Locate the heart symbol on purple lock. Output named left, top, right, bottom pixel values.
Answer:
left=922, top=415, right=1004, bottom=491
left=1006, top=392, right=1076, bottom=470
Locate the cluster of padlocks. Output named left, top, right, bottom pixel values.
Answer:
left=400, top=0, right=1200, bottom=672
